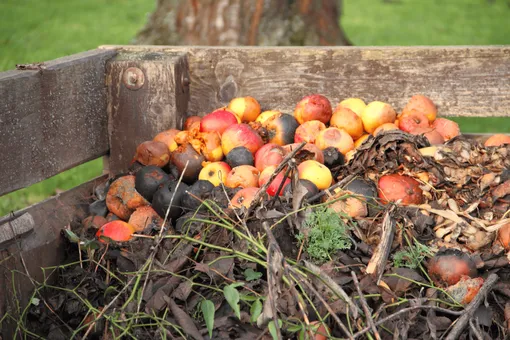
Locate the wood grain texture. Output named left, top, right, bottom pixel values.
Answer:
left=183, top=46, right=510, bottom=118
left=0, top=175, right=106, bottom=337
left=107, top=51, right=189, bottom=175
left=0, top=49, right=116, bottom=196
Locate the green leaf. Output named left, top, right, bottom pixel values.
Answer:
left=64, top=229, right=80, bottom=243
left=223, top=284, right=241, bottom=319
left=250, top=299, right=262, bottom=323
left=83, top=239, right=101, bottom=250
left=268, top=319, right=283, bottom=340
left=244, top=268, right=263, bottom=281
left=31, top=297, right=40, bottom=306
left=239, top=294, right=259, bottom=302
left=201, top=300, right=215, bottom=338
left=104, top=285, right=118, bottom=297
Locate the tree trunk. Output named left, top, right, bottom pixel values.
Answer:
left=134, top=0, right=351, bottom=46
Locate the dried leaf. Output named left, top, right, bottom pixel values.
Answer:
left=171, top=281, right=193, bottom=301
left=166, top=297, right=204, bottom=340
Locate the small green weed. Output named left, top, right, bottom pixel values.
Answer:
left=297, top=206, right=352, bottom=264
left=393, top=238, right=433, bottom=270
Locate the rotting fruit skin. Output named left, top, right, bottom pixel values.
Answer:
left=427, top=249, right=477, bottom=287
left=377, top=174, right=424, bottom=205
left=293, top=94, right=333, bottom=125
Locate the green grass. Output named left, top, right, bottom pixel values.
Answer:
left=0, top=0, right=509, bottom=216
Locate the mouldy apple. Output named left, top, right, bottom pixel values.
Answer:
left=230, top=187, right=260, bottom=209
left=133, top=141, right=171, bottom=167
left=225, top=146, right=254, bottom=168
left=184, top=116, right=202, bottom=130
left=199, top=161, right=231, bottom=186
left=378, top=174, right=424, bottom=205
left=181, top=180, right=215, bottom=212
left=263, top=113, right=299, bottom=146
left=152, top=180, right=189, bottom=220
left=135, top=165, right=170, bottom=202
left=106, top=175, right=149, bottom=221
left=128, top=206, right=164, bottom=232
left=293, top=94, right=332, bottom=125
left=294, top=120, right=326, bottom=144
left=153, top=129, right=180, bottom=152
left=315, top=127, right=354, bottom=156
left=170, top=143, right=206, bottom=185
left=427, top=248, right=477, bottom=286
left=254, top=143, right=285, bottom=172
left=225, top=165, right=260, bottom=189
left=361, top=101, right=397, bottom=134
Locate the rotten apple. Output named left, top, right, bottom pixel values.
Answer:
left=230, top=187, right=260, bottom=209
left=427, top=249, right=477, bottom=286
left=293, top=94, right=332, bottom=125
left=378, top=174, right=424, bottom=205
left=153, top=129, right=180, bottom=152
left=263, top=113, right=299, bottom=146
left=315, top=127, right=354, bottom=156
left=431, top=118, right=460, bottom=141
left=106, top=175, right=149, bottom=221
left=294, top=120, right=326, bottom=144
left=221, top=123, right=264, bottom=156
left=254, top=143, right=285, bottom=172
left=225, top=165, right=260, bottom=188
left=258, top=166, right=290, bottom=196
left=135, top=165, right=170, bottom=202
left=398, top=111, right=429, bottom=133
left=199, top=161, right=231, bottom=186
left=330, top=107, right=364, bottom=140
left=170, top=143, right=206, bottom=184
left=225, top=146, right=254, bottom=168
left=401, top=94, right=437, bottom=123
left=133, top=141, right=171, bottom=167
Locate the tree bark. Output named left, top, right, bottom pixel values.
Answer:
left=134, top=0, right=351, bottom=46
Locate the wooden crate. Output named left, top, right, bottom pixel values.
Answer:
left=0, top=45, right=509, bottom=335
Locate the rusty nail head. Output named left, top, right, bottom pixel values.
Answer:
left=123, top=67, right=145, bottom=90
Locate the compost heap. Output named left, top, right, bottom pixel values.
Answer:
left=22, top=95, right=510, bottom=340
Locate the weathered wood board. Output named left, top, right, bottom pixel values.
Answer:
left=0, top=175, right=106, bottom=336
left=106, top=51, right=189, bottom=175
left=101, top=45, right=510, bottom=119
left=0, top=49, right=116, bottom=197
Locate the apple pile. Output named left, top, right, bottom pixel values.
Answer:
left=93, top=93, right=510, bottom=243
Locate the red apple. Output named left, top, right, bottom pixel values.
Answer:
left=410, top=126, right=445, bottom=145
left=254, top=143, right=285, bottom=172
left=259, top=165, right=290, bottom=196
left=294, top=120, right=326, bottom=144
left=378, top=174, right=424, bottom=205
left=398, top=111, right=429, bottom=133
left=431, top=118, right=460, bottom=141
left=221, top=124, right=265, bottom=155
left=294, top=94, right=332, bottom=125
left=200, top=110, right=239, bottom=135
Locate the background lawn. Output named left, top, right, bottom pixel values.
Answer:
left=1, top=0, right=509, bottom=215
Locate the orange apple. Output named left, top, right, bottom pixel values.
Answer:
left=336, top=98, right=366, bottom=116
left=431, top=118, right=460, bottom=141
left=330, top=107, right=364, bottom=140
left=225, top=165, right=260, bottom=188
left=228, top=96, right=261, bottom=122
left=402, top=94, right=437, bottom=123
left=230, top=187, right=260, bottom=209
left=361, top=101, right=397, bottom=134
left=294, top=120, right=326, bottom=144
left=378, top=174, right=423, bottom=205
left=199, top=161, right=232, bottom=186
left=484, top=134, right=510, bottom=147
left=373, top=123, right=399, bottom=136
left=354, top=134, right=370, bottom=148
left=153, top=129, right=180, bottom=152
left=298, top=160, right=333, bottom=190
left=315, top=127, right=354, bottom=155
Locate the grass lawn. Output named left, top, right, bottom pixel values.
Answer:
left=1, top=0, right=509, bottom=215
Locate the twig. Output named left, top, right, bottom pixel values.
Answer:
left=246, top=141, right=306, bottom=218
left=366, top=208, right=396, bottom=284
left=288, top=266, right=354, bottom=339
left=268, top=160, right=295, bottom=209
left=353, top=304, right=463, bottom=338
left=351, top=271, right=381, bottom=340
left=301, top=260, right=361, bottom=318
left=445, top=273, right=499, bottom=340
left=469, top=319, right=484, bottom=340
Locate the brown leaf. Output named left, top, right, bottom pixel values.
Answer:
left=166, top=297, right=204, bottom=340
left=171, top=281, right=193, bottom=301
left=382, top=268, right=426, bottom=296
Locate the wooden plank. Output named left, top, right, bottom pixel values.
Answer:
left=0, top=49, right=116, bottom=196
left=106, top=51, right=189, bottom=175
left=100, top=45, right=510, bottom=119
left=184, top=46, right=510, bottom=118
left=0, top=175, right=107, bottom=337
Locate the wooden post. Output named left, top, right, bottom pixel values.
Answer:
left=106, top=51, right=190, bottom=175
